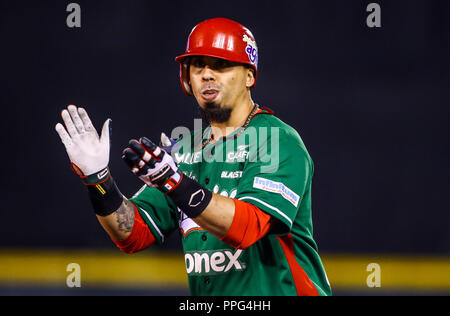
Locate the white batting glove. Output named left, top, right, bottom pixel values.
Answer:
left=55, top=105, right=111, bottom=177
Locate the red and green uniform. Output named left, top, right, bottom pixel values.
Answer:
left=130, top=108, right=331, bottom=296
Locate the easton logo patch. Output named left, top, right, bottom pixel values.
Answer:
left=253, top=177, right=300, bottom=207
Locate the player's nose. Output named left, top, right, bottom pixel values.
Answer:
left=201, top=66, right=216, bottom=82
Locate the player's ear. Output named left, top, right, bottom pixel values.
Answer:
left=246, top=67, right=255, bottom=88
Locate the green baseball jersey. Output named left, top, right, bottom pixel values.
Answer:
left=130, top=108, right=331, bottom=296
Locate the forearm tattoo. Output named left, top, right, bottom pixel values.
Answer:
left=114, top=199, right=135, bottom=233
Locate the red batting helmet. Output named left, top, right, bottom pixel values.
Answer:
left=175, top=17, right=258, bottom=96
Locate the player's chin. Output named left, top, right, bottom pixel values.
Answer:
left=197, top=98, right=222, bottom=110
left=198, top=105, right=231, bottom=123
left=204, top=100, right=222, bottom=110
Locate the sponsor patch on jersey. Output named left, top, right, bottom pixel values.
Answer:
left=253, top=177, right=300, bottom=207
left=184, top=249, right=245, bottom=276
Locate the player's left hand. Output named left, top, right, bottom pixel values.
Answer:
left=122, top=137, right=182, bottom=192
left=55, top=105, right=111, bottom=177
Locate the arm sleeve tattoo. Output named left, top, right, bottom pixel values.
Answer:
left=114, top=199, right=135, bottom=233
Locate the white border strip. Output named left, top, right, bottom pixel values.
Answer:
left=238, top=196, right=293, bottom=227
left=139, top=207, right=165, bottom=243
left=131, top=185, right=146, bottom=199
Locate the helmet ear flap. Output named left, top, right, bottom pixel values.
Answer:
left=180, top=61, right=193, bottom=96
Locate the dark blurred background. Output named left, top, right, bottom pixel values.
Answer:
left=0, top=0, right=449, bottom=295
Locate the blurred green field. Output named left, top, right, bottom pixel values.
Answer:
left=0, top=249, right=449, bottom=296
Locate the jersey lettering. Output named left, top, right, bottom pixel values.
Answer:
left=221, top=171, right=243, bottom=179
left=212, top=184, right=237, bottom=198
left=174, top=151, right=202, bottom=165
left=184, top=249, right=245, bottom=275
left=226, top=145, right=250, bottom=162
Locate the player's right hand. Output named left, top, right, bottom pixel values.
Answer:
left=55, top=105, right=111, bottom=177
left=122, top=137, right=181, bottom=192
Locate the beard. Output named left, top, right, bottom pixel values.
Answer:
left=198, top=102, right=232, bottom=123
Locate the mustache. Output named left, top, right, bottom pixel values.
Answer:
left=200, top=83, right=222, bottom=93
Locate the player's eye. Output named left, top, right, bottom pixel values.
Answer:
left=191, top=59, right=205, bottom=68
left=213, top=59, right=230, bottom=69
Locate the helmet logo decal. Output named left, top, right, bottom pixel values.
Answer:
left=242, top=34, right=258, bottom=66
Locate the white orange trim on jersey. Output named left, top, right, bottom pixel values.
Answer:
left=138, top=207, right=165, bottom=243
left=237, top=196, right=293, bottom=228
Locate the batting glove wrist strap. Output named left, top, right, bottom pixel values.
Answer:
left=166, top=174, right=213, bottom=219
left=83, top=167, right=124, bottom=216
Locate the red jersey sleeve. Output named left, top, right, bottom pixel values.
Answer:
left=220, top=199, right=273, bottom=249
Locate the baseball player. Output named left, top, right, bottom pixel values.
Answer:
left=55, top=17, right=331, bottom=296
